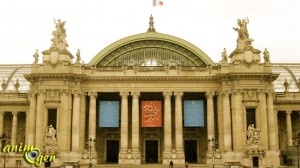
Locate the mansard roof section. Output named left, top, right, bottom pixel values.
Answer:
left=88, top=32, right=215, bottom=67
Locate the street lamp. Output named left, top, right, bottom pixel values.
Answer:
left=293, top=133, right=300, bottom=168
left=0, top=133, right=8, bottom=168
left=86, top=137, right=96, bottom=168
left=208, top=137, right=216, bottom=168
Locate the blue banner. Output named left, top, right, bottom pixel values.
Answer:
left=99, top=101, right=120, bottom=127
left=184, top=100, right=204, bottom=127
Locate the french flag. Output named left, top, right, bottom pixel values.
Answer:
left=153, top=0, right=163, bottom=7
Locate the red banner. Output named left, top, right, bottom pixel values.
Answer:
left=141, top=101, right=162, bottom=127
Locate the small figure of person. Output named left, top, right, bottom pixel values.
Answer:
left=75, top=49, right=81, bottom=63
left=169, top=161, right=173, bottom=168
left=33, top=49, right=39, bottom=64
left=263, top=48, right=270, bottom=63
left=185, top=161, right=189, bottom=168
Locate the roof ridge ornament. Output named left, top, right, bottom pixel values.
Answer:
left=147, top=14, right=156, bottom=32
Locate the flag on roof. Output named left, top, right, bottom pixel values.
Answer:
left=153, top=0, right=163, bottom=7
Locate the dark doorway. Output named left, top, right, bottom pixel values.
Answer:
left=184, top=140, right=197, bottom=163
left=253, top=156, right=259, bottom=168
left=106, top=140, right=119, bottom=163
left=45, top=162, right=51, bottom=167
left=145, top=140, right=158, bottom=163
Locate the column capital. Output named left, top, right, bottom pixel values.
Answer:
left=221, top=90, right=231, bottom=96
left=0, top=111, right=4, bottom=116
left=130, top=91, right=140, bottom=98
left=163, top=91, right=172, bottom=98
left=12, top=111, right=18, bottom=116
left=286, top=110, right=292, bottom=115
left=88, top=92, right=98, bottom=98
left=174, top=91, right=183, bottom=97
left=233, top=89, right=242, bottom=95
left=206, top=91, right=215, bottom=98
left=120, top=91, right=129, bottom=98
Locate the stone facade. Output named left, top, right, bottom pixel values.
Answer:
left=0, top=17, right=300, bottom=168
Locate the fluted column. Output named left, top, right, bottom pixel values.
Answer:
left=267, top=91, right=276, bottom=150
left=0, top=111, right=4, bottom=138
left=234, top=90, right=244, bottom=151
left=206, top=92, right=215, bottom=144
left=72, top=93, right=81, bottom=151
left=174, top=91, right=184, bottom=153
left=58, top=91, right=69, bottom=151
left=120, top=91, right=129, bottom=153
left=286, top=111, right=293, bottom=146
left=88, top=92, right=97, bottom=151
left=35, top=92, right=45, bottom=148
left=258, top=91, right=268, bottom=149
left=131, top=91, right=140, bottom=154
left=222, top=91, right=232, bottom=151
left=163, top=91, right=172, bottom=154
left=27, top=93, right=36, bottom=146
left=11, top=111, right=18, bottom=145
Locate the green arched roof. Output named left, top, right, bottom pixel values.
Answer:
left=88, top=31, right=215, bottom=66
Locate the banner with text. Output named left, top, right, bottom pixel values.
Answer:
left=141, top=101, right=162, bottom=127
left=184, top=100, right=204, bottom=127
left=99, top=101, right=120, bottom=127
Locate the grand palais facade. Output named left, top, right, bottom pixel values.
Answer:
left=0, top=16, right=300, bottom=168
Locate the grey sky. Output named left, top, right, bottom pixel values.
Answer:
left=0, top=0, right=299, bottom=64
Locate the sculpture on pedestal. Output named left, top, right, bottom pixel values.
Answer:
left=51, top=19, right=68, bottom=50
left=42, top=125, right=57, bottom=154
left=244, top=124, right=265, bottom=158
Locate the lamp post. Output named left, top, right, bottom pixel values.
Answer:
left=293, top=133, right=300, bottom=168
left=208, top=137, right=216, bottom=168
left=86, top=137, right=96, bottom=168
left=0, top=133, right=7, bottom=168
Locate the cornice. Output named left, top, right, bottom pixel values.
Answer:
left=274, top=100, right=300, bottom=105
left=0, top=101, right=29, bottom=106
left=86, top=76, right=218, bottom=81
left=216, top=73, right=279, bottom=81
left=24, top=73, right=87, bottom=81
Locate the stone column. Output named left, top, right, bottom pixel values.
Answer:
left=286, top=111, right=293, bottom=146
left=35, top=92, right=45, bottom=148
left=206, top=92, right=215, bottom=145
left=88, top=92, right=97, bottom=151
left=131, top=92, right=140, bottom=150
left=58, top=91, right=69, bottom=151
left=72, top=93, right=81, bottom=151
left=267, top=92, right=276, bottom=150
left=217, top=93, right=224, bottom=150
left=222, top=91, right=232, bottom=151
left=131, top=91, right=141, bottom=160
left=0, top=111, right=4, bottom=138
left=120, top=91, right=129, bottom=153
left=11, top=111, right=18, bottom=145
left=27, top=93, right=36, bottom=146
left=163, top=91, right=172, bottom=162
left=174, top=92, right=184, bottom=154
left=258, top=91, right=268, bottom=149
left=234, top=90, right=244, bottom=151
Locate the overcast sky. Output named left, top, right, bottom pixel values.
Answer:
left=0, top=0, right=299, bottom=64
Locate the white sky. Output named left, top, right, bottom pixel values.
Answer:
left=0, top=0, right=300, bottom=64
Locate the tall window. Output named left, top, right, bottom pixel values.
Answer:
left=246, top=109, right=256, bottom=127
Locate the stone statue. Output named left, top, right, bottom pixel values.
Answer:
left=33, top=49, right=39, bottom=64
left=221, top=48, right=228, bottom=63
left=75, top=49, right=81, bottom=63
left=246, top=124, right=260, bottom=144
left=42, top=125, right=57, bottom=154
left=263, top=48, right=270, bottom=63
left=233, top=18, right=253, bottom=49
left=233, top=18, right=250, bottom=41
left=51, top=19, right=68, bottom=50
